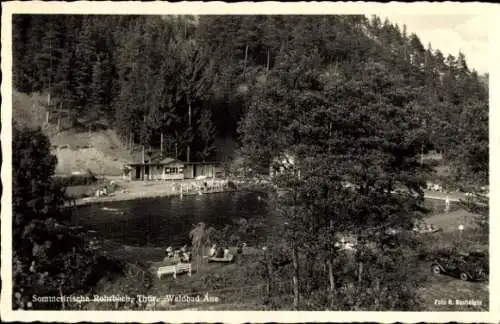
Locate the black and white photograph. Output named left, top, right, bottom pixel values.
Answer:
left=1, top=2, right=497, bottom=322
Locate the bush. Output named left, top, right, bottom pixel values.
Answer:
left=53, top=173, right=97, bottom=187
left=227, top=181, right=237, bottom=190
left=424, top=159, right=441, bottom=168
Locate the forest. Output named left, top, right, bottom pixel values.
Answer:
left=12, top=14, right=489, bottom=311
left=13, top=14, right=488, bottom=180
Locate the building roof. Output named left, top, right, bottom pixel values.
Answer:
left=125, top=156, right=184, bottom=166
left=159, top=157, right=183, bottom=164
left=125, top=155, right=221, bottom=166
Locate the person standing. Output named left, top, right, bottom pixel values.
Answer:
left=445, top=195, right=450, bottom=212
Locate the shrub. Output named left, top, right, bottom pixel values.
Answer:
left=424, top=159, right=440, bottom=168
left=53, top=173, right=97, bottom=187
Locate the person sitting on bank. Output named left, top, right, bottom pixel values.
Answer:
left=223, top=248, right=230, bottom=258
left=165, top=246, right=173, bottom=258
left=237, top=242, right=247, bottom=254
left=209, top=244, right=217, bottom=257
left=174, top=250, right=181, bottom=259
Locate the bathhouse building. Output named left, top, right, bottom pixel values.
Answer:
left=123, top=157, right=219, bottom=181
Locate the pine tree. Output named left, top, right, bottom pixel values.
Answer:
left=89, top=56, right=106, bottom=118
left=73, top=19, right=96, bottom=121
left=195, top=108, right=217, bottom=162
left=13, top=15, right=33, bottom=92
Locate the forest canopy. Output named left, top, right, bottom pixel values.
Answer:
left=12, top=14, right=488, bottom=183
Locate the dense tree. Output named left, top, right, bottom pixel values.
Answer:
left=189, top=222, right=216, bottom=272
left=195, top=108, right=217, bottom=161
left=72, top=20, right=95, bottom=121
left=239, top=46, right=429, bottom=308
left=12, top=126, right=108, bottom=309
left=13, top=14, right=487, bottom=166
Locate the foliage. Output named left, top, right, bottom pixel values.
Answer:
left=237, top=16, right=438, bottom=309
left=52, top=172, right=97, bottom=187
left=189, top=222, right=216, bottom=271
left=12, top=126, right=125, bottom=309
left=13, top=14, right=487, bottom=167
left=195, top=108, right=217, bottom=161
left=460, top=192, right=489, bottom=241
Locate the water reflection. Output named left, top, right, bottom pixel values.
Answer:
left=70, top=192, right=267, bottom=247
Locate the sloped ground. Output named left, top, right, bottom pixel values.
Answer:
left=13, top=90, right=133, bottom=175
left=52, top=130, right=132, bottom=176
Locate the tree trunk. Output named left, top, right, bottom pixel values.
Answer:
left=326, top=258, right=335, bottom=309
left=33, top=104, right=38, bottom=124
left=188, top=102, right=192, bottom=125
left=187, top=102, right=191, bottom=163
left=266, top=49, right=270, bottom=72
left=59, top=285, right=65, bottom=310
left=46, top=111, right=49, bottom=124
left=306, top=253, right=314, bottom=293
left=265, top=253, right=272, bottom=301
left=292, top=245, right=300, bottom=310
left=420, top=144, right=424, bottom=166
left=160, top=133, right=164, bottom=158
left=57, top=102, right=62, bottom=133
left=243, top=44, right=249, bottom=78
left=142, top=145, right=145, bottom=163
left=327, top=259, right=335, bottom=292
left=358, top=261, right=363, bottom=284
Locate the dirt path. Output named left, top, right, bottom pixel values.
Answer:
left=423, top=190, right=467, bottom=202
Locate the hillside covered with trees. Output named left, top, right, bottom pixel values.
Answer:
left=13, top=14, right=488, bottom=183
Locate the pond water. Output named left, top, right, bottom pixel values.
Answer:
left=70, top=191, right=268, bottom=247
left=69, top=191, right=457, bottom=248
